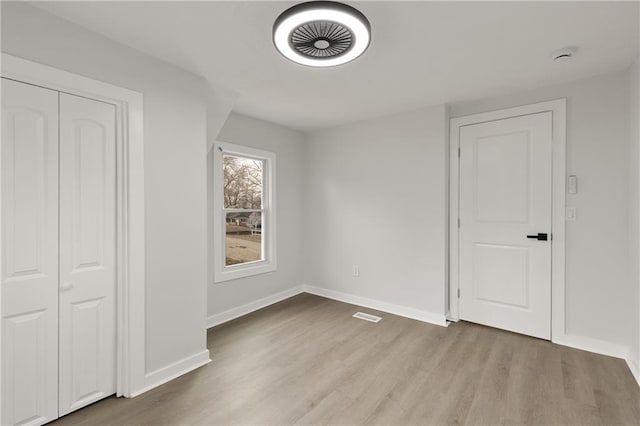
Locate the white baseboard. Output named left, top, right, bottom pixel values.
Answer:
left=207, top=285, right=305, bottom=329
left=626, top=358, right=640, bottom=388
left=552, top=333, right=629, bottom=360
left=554, top=334, right=639, bottom=388
left=131, top=349, right=211, bottom=397
left=303, top=285, right=448, bottom=327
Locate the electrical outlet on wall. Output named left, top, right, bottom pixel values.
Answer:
left=352, top=265, right=360, bottom=277
left=566, top=207, right=577, bottom=222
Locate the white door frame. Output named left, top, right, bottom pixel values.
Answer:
left=448, top=99, right=566, bottom=342
left=1, top=53, right=146, bottom=398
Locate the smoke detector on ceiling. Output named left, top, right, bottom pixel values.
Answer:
left=551, top=47, right=577, bottom=62
left=273, top=1, right=371, bottom=67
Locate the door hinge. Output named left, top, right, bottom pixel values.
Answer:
left=458, top=218, right=460, bottom=228
left=458, top=147, right=461, bottom=158
left=457, top=288, right=460, bottom=298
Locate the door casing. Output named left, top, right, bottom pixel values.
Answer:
left=0, top=53, right=146, bottom=403
left=448, top=99, right=566, bottom=343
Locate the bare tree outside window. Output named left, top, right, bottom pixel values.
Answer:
left=223, top=155, right=265, bottom=266
left=223, top=156, right=263, bottom=209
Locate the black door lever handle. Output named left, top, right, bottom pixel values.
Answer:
left=526, top=233, right=548, bottom=241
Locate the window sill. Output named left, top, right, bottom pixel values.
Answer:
left=214, top=260, right=277, bottom=283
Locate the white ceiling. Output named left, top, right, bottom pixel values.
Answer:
left=32, top=1, right=639, bottom=131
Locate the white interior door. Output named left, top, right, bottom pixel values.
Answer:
left=58, top=93, right=117, bottom=415
left=1, top=79, right=60, bottom=425
left=459, top=112, right=552, bottom=339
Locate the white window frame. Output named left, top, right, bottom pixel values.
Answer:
left=213, top=141, right=277, bottom=282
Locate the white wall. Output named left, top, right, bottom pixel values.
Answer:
left=630, top=59, right=640, bottom=379
left=208, top=113, right=305, bottom=320
left=450, top=70, right=633, bottom=351
left=2, top=2, right=209, bottom=376
left=303, top=105, right=448, bottom=322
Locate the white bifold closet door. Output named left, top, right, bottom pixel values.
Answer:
left=1, top=78, right=116, bottom=426
left=2, top=78, right=60, bottom=426
left=58, top=93, right=117, bottom=416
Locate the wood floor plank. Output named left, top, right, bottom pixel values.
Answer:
left=52, top=293, right=640, bottom=426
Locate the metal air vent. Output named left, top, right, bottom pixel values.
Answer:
left=353, top=312, right=382, bottom=323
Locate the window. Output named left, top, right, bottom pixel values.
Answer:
left=213, top=142, right=276, bottom=282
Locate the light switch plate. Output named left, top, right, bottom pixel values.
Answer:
left=566, top=207, right=577, bottom=222
left=568, top=175, right=578, bottom=194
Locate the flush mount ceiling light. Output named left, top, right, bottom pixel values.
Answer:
left=273, top=1, right=371, bottom=67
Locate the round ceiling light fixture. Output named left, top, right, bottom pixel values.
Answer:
left=273, top=1, right=371, bottom=67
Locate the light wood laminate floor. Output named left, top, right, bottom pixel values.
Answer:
left=54, top=293, right=640, bottom=425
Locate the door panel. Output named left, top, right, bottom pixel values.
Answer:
left=58, top=93, right=116, bottom=416
left=1, top=79, right=59, bottom=425
left=473, top=243, right=530, bottom=309
left=459, top=112, right=552, bottom=339
left=474, top=131, right=530, bottom=223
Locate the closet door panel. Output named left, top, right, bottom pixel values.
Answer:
left=1, top=78, right=59, bottom=426
left=58, top=93, right=116, bottom=416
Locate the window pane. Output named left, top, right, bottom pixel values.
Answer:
left=223, top=155, right=263, bottom=209
left=225, top=211, right=263, bottom=266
